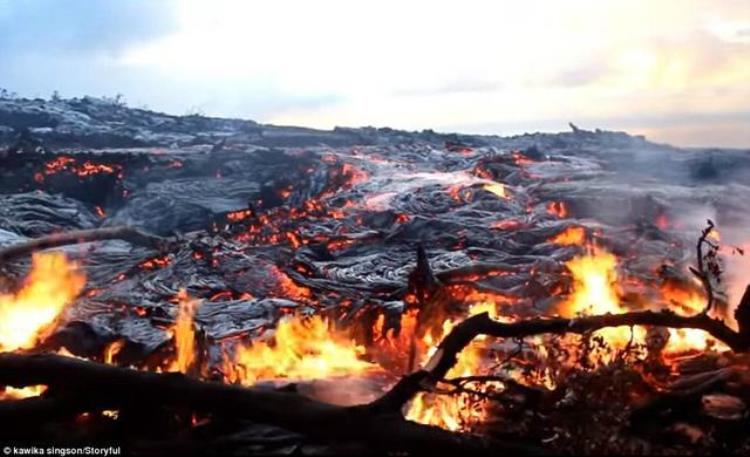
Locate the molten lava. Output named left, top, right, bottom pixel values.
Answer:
left=223, top=315, right=377, bottom=385
left=547, top=201, right=569, bottom=218
left=35, top=156, right=123, bottom=183
left=550, top=226, right=586, bottom=245
left=483, top=182, right=507, bottom=199
left=0, top=252, right=85, bottom=352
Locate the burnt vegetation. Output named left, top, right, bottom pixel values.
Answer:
left=1, top=94, right=750, bottom=455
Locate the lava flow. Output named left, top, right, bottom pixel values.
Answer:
left=2, top=100, right=749, bottom=456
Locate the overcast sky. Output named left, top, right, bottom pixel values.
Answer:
left=0, top=0, right=748, bottom=147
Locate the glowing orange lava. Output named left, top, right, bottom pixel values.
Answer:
left=36, top=156, right=122, bottom=182
left=483, top=182, right=507, bottom=199
left=550, top=226, right=586, bottom=245
left=547, top=201, right=569, bottom=218
left=271, top=267, right=312, bottom=301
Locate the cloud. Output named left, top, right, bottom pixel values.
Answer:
left=0, top=0, right=178, bottom=56
left=0, top=0, right=748, bottom=147
left=394, top=79, right=506, bottom=97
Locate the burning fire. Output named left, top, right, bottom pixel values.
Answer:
left=0, top=252, right=85, bottom=352
left=169, top=290, right=202, bottom=373
left=223, top=315, right=377, bottom=385
left=104, top=340, right=125, bottom=365
left=659, top=284, right=726, bottom=353
left=0, top=385, right=48, bottom=400
left=558, top=245, right=725, bottom=357
left=405, top=302, right=500, bottom=431
left=557, top=246, right=645, bottom=353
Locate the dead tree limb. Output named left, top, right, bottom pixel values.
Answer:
left=692, top=219, right=717, bottom=314
left=0, top=226, right=169, bottom=262
left=735, top=284, right=750, bottom=340
left=0, top=353, right=543, bottom=456
left=376, top=308, right=750, bottom=411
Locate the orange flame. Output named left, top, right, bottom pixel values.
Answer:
left=104, top=339, right=125, bottom=365
left=659, top=284, right=727, bottom=353
left=169, top=290, right=201, bottom=373
left=557, top=246, right=724, bottom=358
left=557, top=246, right=644, bottom=352
left=406, top=302, right=500, bottom=431
left=0, top=385, right=48, bottom=400
left=0, top=252, right=85, bottom=352
left=223, top=315, right=377, bottom=385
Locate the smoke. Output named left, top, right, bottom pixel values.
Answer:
left=297, top=376, right=390, bottom=406
left=539, top=131, right=750, bottom=325
left=672, top=202, right=750, bottom=324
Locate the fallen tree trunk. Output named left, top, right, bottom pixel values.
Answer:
left=0, top=226, right=169, bottom=262
left=0, top=353, right=542, bottom=456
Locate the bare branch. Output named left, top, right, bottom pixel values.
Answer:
left=694, top=219, right=717, bottom=313
left=0, top=226, right=169, bottom=263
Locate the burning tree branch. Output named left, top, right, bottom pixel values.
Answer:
left=376, top=305, right=750, bottom=415
left=1, top=303, right=747, bottom=454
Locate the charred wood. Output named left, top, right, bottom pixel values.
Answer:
left=0, top=353, right=544, bottom=456
left=0, top=226, right=170, bottom=263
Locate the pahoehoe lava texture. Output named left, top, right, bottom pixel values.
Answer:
left=2, top=97, right=750, bottom=423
